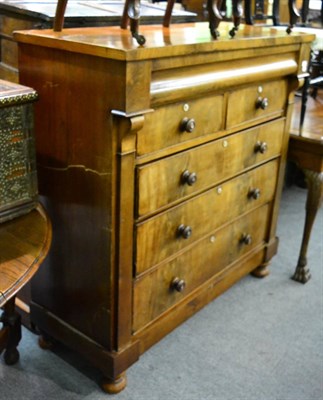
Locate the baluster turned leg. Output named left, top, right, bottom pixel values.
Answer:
left=292, top=169, right=323, bottom=283
left=0, top=297, right=21, bottom=365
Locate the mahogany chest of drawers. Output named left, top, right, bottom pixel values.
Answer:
left=14, top=22, right=313, bottom=393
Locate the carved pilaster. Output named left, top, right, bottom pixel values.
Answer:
left=113, top=112, right=146, bottom=349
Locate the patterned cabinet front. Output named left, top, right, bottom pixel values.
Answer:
left=0, top=79, right=38, bottom=222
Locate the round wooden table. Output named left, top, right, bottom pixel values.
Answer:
left=0, top=203, right=51, bottom=364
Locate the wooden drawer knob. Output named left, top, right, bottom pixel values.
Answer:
left=240, top=234, right=252, bottom=245
left=177, top=224, right=192, bottom=239
left=255, top=141, right=268, bottom=154
left=248, top=188, right=261, bottom=200
left=256, top=97, right=269, bottom=110
left=181, top=170, right=197, bottom=186
left=171, top=277, right=186, bottom=292
left=180, top=117, right=196, bottom=133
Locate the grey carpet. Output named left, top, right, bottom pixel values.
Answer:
left=1, top=184, right=322, bottom=400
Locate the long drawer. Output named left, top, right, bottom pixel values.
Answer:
left=133, top=203, right=270, bottom=332
left=136, top=159, right=278, bottom=275
left=136, top=118, right=284, bottom=217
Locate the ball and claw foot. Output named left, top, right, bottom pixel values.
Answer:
left=292, top=264, right=311, bottom=284
left=101, top=372, right=127, bottom=394
left=251, top=264, right=270, bottom=278
left=4, top=347, right=19, bottom=365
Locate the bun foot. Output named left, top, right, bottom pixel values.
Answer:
left=38, top=334, right=54, bottom=350
left=251, top=264, right=270, bottom=278
left=101, top=372, right=127, bottom=394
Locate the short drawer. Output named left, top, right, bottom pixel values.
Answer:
left=133, top=204, right=270, bottom=332
left=135, top=159, right=278, bottom=274
left=226, top=80, right=287, bottom=130
left=137, top=94, right=224, bottom=156
left=136, top=118, right=284, bottom=217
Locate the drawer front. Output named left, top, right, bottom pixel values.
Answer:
left=136, top=159, right=278, bottom=274
left=226, top=80, right=287, bottom=130
left=137, top=119, right=284, bottom=217
left=137, top=94, right=224, bottom=156
left=133, top=204, right=269, bottom=332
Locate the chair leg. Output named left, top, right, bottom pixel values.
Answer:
left=0, top=297, right=21, bottom=365
left=299, top=75, right=310, bottom=134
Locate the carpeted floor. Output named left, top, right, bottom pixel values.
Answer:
left=1, top=184, right=322, bottom=400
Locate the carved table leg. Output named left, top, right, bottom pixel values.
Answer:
left=292, top=169, right=323, bottom=283
left=101, top=372, right=127, bottom=394
left=0, top=297, right=21, bottom=365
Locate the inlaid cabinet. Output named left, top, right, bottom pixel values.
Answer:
left=14, top=22, right=313, bottom=393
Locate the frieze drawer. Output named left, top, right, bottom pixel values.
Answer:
left=136, top=118, right=284, bottom=217
left=135, top=159, right=278, bottom=275
left=133, top=203, right=270, bottom=332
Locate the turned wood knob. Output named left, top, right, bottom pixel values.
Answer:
left=248, top=188, right=261, bottom=200
left=181, top=170, right=197, bottom=186
left=255, top=141, right=268, bottom=154
left=177, top=224, right=192, bottom=239
left=256, top=97, right=269, bottom=110
left=171, top=277, right=186, bottom=292
left=180, top=117, right=196, bottom=133
left=240, top=234, right=252, bottom=245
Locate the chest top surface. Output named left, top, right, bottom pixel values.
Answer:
left=14, top=22, right=315, bottom=61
